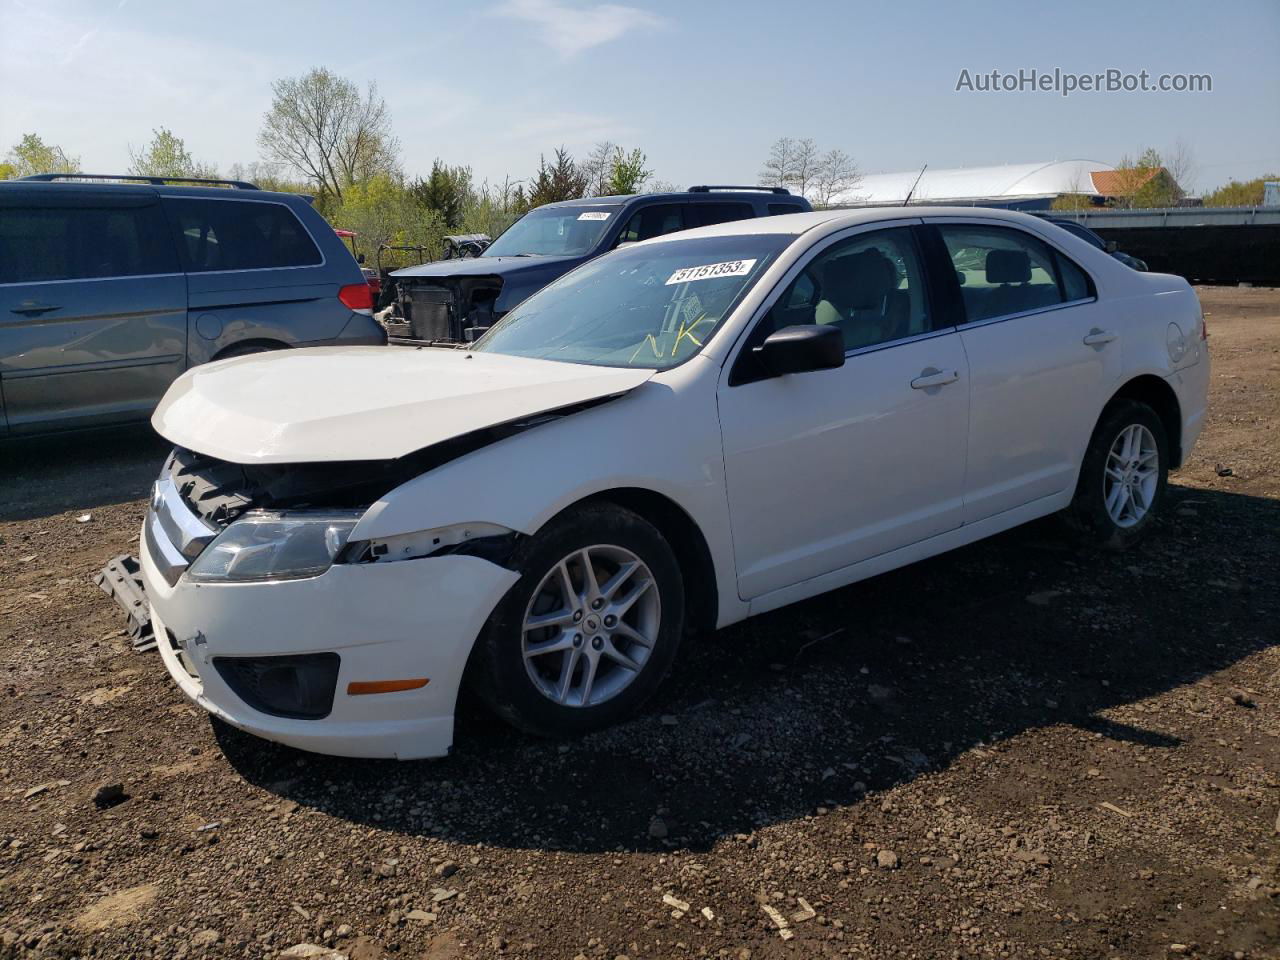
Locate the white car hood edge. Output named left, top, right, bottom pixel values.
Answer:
left=152, top=346, right=654, bottom=464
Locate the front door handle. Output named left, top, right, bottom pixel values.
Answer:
left=1082, top=328, right=1118, bottom=346
left=10, top=302, right=60, bottom=317
left=910, top=368, right=959, bottom=390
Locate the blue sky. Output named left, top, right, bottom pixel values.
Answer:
left=2, top=0, right=1277, bottom=195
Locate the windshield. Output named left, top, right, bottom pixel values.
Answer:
left=473, top=234, right=790, bottom=370
left=484, top=205, right=617, bottom=258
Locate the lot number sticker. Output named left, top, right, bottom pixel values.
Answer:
left=666, top=259, right=757, bottom=285
left=578, top=211, right=611, bottom=221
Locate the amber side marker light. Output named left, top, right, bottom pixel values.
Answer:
left=347, top=679, right=430, bottom=696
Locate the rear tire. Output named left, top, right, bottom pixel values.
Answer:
left=472, top=503, right=685, bottom=738
left=1065, top=399, right=1169, bottom=549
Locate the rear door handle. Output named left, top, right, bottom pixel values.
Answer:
left=10, top=302, right=60, bottom=317
left=1082, top=328, right=1117, bottom=346
left=910, top=368, right=959, bottom=390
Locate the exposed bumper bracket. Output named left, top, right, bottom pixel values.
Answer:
left=94, top=554, right=155, bottom=652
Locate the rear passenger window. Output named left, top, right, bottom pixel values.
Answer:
left=164, top=198, right=322, bottom=272
left=939, top=225, right=1067, bottom=323
left=768, top=203, right=806, bottom=215
left=615, top=204, right=686, bottom=245
left=0, top=203, right=176, bottom=284
left=690, top=203, right=754, bottom=227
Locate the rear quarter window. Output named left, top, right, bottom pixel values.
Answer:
left=163, top=198, right=322, bottom=273
left=689, top=202, right=755, bottom=227
left=767, top=202, right=806, bottom=215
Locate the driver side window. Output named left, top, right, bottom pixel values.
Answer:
left=764, top=227, right=930, bottom=352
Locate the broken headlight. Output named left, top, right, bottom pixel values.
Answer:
left=187, top=512, right=363, bottom=583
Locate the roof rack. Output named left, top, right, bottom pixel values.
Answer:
left=688, top=184, right=792, bottom=195
left=18, top=173, right=260, bottom=190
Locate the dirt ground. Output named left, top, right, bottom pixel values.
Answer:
left=0, top=287, right=1277, bottom=960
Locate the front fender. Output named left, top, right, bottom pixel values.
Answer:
left=353, top=363, right=744, bottom=626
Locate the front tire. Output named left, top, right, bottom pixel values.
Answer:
left=472, top=503, right=685, bottom=738
left=1066, top=399, right=1169, bottom=549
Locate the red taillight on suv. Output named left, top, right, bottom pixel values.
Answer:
left=338, top=283, right=374, bottom=316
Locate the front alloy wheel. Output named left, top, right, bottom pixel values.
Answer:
left=472, top=503, right=685, bottom=737
left=522, top=545, right=660, bottom=707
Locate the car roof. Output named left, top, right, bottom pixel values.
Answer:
left=640, top=205, right=1057, bottom=244
left=0, top=179, right=307, bottom=202
left=539, top=190, right=805, bottom=211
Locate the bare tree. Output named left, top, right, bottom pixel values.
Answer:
left=790, top=138, right=821, bottom=199
left=258, top=67, right=399, bottom=201
left=579, top=141, right=617, bottom=197
left=758, top=137, right=795, bottom=188
left=645, top=179, right=681, bottom=193
left=811, top=148, right=862, bottom=206
left=1164, top=137, right=1197, bottom=197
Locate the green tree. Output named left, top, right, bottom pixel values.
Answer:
left=411, top=160, right=473, bottom=229
left=6, top=133, right=79, bottom=177
left=128, top=127, right=218, bottom=180
left=603, top=147, right=652, bottom=195
left=259, top=67, right=399, bottom=201
left=331, top=174, right=445, bottom=264
left=527, top=148, right=587, bottom=206
left=1202, top=175, right=1277, bottom=207
left=1111, top=149, right=1183, bottom=209
left=0, top=161, right=16, bottom=180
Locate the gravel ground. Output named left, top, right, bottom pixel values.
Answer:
left=1, top=287, right=1277, bottom=960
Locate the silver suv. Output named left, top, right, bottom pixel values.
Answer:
left=0, top=174, right=385, bottom=436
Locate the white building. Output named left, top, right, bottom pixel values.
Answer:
left=832, top=159, right=1115, bottom=209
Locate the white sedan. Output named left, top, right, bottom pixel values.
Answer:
left=141, top=207, right=1209, bottom=759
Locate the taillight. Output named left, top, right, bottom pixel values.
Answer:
left=338, top=282, right=373, bottom=315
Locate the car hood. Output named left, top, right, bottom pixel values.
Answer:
left=391, top=255, right=580, bottom=279
left=152, top=346, right=652, bottom=464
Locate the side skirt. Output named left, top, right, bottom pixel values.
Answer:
left=745, top=491, right=1073, bottom=618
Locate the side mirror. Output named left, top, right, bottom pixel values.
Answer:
left=756, top=325, right=845, bottom=377
left=357, top=253, right=366, bottom=264
left=1104, top=240, right=1118, bottom=253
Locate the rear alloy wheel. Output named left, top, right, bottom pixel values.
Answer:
left=473, top=504, right=684, bottom=737
left=1066, top=399, right=1169, bottom=548
left=1102, top=423, right=1160, bottom=528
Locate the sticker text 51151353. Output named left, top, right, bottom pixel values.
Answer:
left=665, top=259, right=757, bottom=285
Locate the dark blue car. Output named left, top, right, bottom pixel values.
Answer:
left=391, top=186, right=811, bottom=342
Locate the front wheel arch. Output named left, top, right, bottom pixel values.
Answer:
left=563, top=488, right=719, bottom=636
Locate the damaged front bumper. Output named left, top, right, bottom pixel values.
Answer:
left=127, top=449, right=521, bottom=760
left=139, top=521, right=518, bottom=759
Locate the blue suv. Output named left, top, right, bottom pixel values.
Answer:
left=391, top=186, right=811, bottom=342
left=0, top=174, right=385, bottom=437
